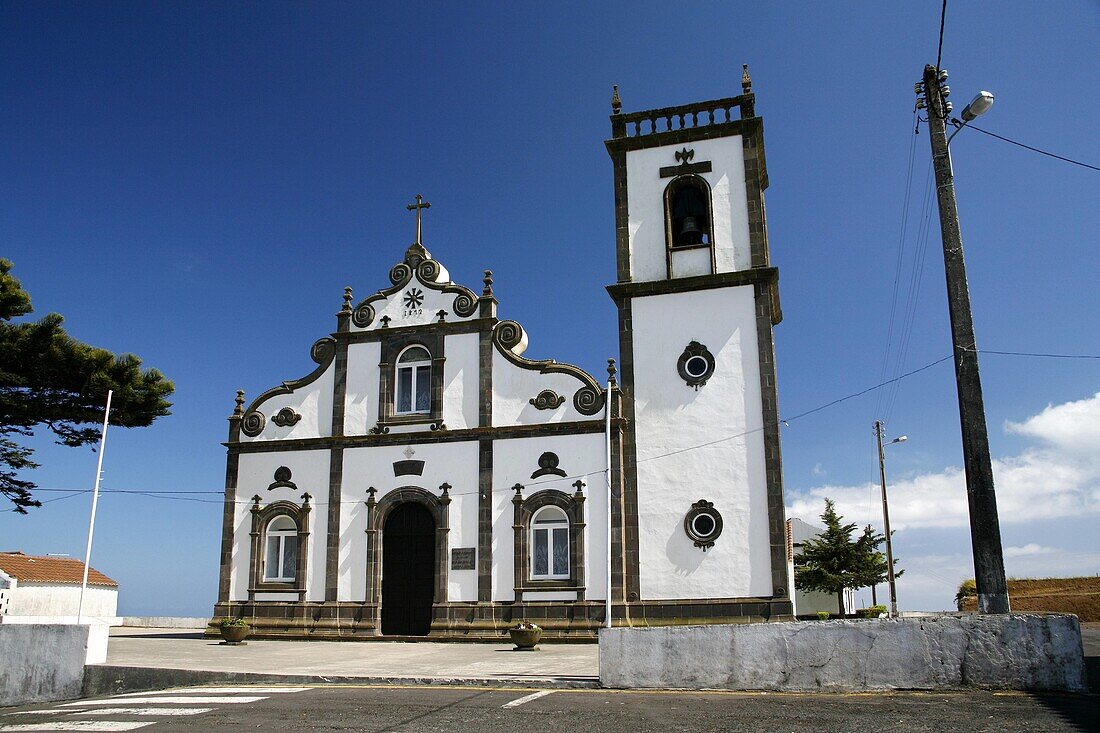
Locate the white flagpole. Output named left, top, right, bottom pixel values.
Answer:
left=77, top=389, right=112, bottom=624
left=605, top=377, right=613, bottom=629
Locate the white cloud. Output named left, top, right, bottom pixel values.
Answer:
left=812, top=462, right=826, bottom=477
left=787, top=391, right=1100, bottom=530
left=1003, top=543, right=1054, bottom=557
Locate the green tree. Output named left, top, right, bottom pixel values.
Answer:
left=0, top=259, right=174, bottom=513
left=794, top=498, right=903, bottom=615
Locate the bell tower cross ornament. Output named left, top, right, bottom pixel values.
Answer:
left=406, top=194, right=431, bottom=245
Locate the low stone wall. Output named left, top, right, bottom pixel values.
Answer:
left=121, top=616, right=211, bottom=629
left=0, top=624, right=89, bottom=706
left=599, top=614, right=1086, bottom=692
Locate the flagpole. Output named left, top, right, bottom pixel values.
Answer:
left=77, top=390, right=112, bottom=624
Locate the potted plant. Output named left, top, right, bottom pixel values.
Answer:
left=219, top=617, right=250, bottom=644
left=508, top=621, right=542, bottom=650
left=816, top=611, right=830, bottom=621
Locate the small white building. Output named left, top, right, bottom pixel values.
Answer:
left=786, top=518, right=855, bottom=616
left=215, top=72, right=793, bottom=640
left=0, top=551, right=119, bottom=621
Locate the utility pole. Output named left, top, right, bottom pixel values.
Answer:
left=920, top=64, right=1010, bottom=614
left=874, top=421, right=898, bottom=618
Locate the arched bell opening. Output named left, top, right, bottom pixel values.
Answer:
left=664, top=175, right=713, bottom=249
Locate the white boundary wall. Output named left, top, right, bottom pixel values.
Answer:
left=0, top=624, right=90, bottom=706
left=600, top=615, right=1086, bottom=692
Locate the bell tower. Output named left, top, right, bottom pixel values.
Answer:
left=605, top=68, right=792, bottom=621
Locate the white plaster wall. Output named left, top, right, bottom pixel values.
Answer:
left=442, top=333, right=479, bottom=430
left=344, top=341, right=381, bottom=436
left=240, top=366, right=334, bottom=442
left=492, top=434, right=609, bottom=603
left=231, top=449, right=331, bottom=601
left=670, top=247, right=712, bottom=278
left=5, top=585, right=117, bottom=618
left=626, top=136, right=751, bottom=282
left=631, top=286, right=772, bottom=600
left=350, top=272, right=477, bottom=333
left=341, top=441, right=480, bottom=603
left=492, top=351, right=597, bottom=426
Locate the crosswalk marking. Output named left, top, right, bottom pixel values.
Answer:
left=112, top=687, right=307, bottom=696
left=72, top=709, right=214, bottom=717
left=62, top=696, right=266, bottom=706
left=0, top=722, right=154, bottom=731
left=502, top=690, right=555, bottom=708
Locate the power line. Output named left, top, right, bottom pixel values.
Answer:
left=935, top=0, right=948, bottom=72
left=972, top=348, right=1100, bottom=360
left=963, top=124, right=1100, bottom=172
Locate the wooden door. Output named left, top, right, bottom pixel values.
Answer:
left=381, top=502, right=436, bottom=636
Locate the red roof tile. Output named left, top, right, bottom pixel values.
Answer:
left=0, top=552, right=118, bottom=587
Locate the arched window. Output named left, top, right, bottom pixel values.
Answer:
left=531, top=506, right=569, bottom=579
left=263, top=515, right=298, bottom=582
left=665, top=175, right=713, bottom=248
left=395, top=345, right=432, bottom=415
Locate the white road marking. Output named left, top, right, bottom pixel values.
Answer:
left=0, top=722, right=154, bottom=731
left=501, top=690, right=555, bottom=709
left=4, top=711, right=66, bottom=716
left=72, top=709, right=214, bottom=717
left=62, top=696, right=266, bottom=706
left=112, top=687, right=306, bottom=696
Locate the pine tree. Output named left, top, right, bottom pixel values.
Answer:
left=0, top=259, right=174, bottom=513
left=794, top=498, right=902, bottom=615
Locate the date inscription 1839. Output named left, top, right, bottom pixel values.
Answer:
left=402, top=288, right=424, bottom=318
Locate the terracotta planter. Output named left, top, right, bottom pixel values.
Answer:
left=509, top=627, right=541, bottom=650
left=220, top=624, right=249, bottom=644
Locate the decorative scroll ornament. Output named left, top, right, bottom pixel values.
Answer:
left=531, top=452, right=567, bottom=479
left=268, top=466, right=297, bottom=491
left=241, top=411, right=266, bottom=437
left=494, top=320, right=525, bottom=351
left=310, top=337, right=336, bottom=365
left=272, top=407, right=302, bottom=427
left=452, top=291, right=477, bottom=318
left=677, top=340, right=716, bottom=390
left=573, top=386, right=603, bottom=416
left=684, top=499, right=723, bottom=551
left=352, top=301, right=375, bottom=328
left=529, top=389, right=565, bottom=410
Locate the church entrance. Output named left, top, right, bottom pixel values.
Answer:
left=381, top=502, right=436, bottom=636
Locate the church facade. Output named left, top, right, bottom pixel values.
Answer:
left=212, top=69, right=792, bottom=640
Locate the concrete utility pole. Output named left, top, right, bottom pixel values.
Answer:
left=874, top=421, right=899, bottom=618
left=920, top=64, right=1010, bottom=613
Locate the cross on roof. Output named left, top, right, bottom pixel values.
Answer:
left=406, top=194, right=431, bottom=245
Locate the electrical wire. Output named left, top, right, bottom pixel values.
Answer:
left=963, top=124, right=1100, bottom=172
left=935, top=0, right=948, bottom=73
left=972, top=348, right=1100, bottom=360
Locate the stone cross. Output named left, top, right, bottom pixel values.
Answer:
left=406, top=194, right=431, bottom=245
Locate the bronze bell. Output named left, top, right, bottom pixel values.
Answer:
left=679, top=216, right=703, bottom=244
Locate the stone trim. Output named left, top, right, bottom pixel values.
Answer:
left=239, top=337, right=336, bottom=440
left=248, top=496, right=311, bottom=601
left=364, top=485, right=451, bottom=634
left=512, top=484, right=586, bottom=602
left=477, top=439, right=493, bottom=602
left=611, top=298, right=641, bottom=604
left=753, top=280, right=790, bottom=602
left=606, top=117, right=762, bottom=156
left=606, top=380, right=626, bottom=607
left=324, top=448, right=343, bottom=601
left=492, top=320, right=605, bottom=415
left=227, top=419, right=614, bottom=455
left=350, top=246, right=479, bottom=331
left=336, top=318, right=488, bottom=344
left=375, top=333, right=445, bottom=429
left=217, top=448, right=239, bottom=603
left=606, top=268, right=779, bottom=312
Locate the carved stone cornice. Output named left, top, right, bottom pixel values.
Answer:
left=492, top=320, right=605, bottom=416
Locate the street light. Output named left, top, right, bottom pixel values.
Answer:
left=874, top=421, right=905, bottom=618
left=919, top=65, right=1010, bottom=614
left=948, top=91, right=995, bottom=144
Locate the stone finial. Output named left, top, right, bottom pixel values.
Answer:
left=439, top=482, right=451, bottom=498
left=380, top=315, right=391, bottom=328
left=512, top=483, right=524, bottom=499
left=483, top=269, right=494, bottom=296
left=572, top=479, right=586, bottom=497
left=251, top=494, right=262, bottom=510
left=234, top=390, right=245, bottom=416
left=611, top=85, right=622, bottom=115
left=741, top=64, right=752, bottom=93
left=301, top=492, right=312, bottom=507
left=341, top=286, right=353, bottom=314
left=607, top=358, right=617, bottom=386
left=366, top=486, right=377, bottom=506
left=437, top=309, right=447, bottom=322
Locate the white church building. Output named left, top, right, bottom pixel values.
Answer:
left=213, top=69, right=792, bottom=639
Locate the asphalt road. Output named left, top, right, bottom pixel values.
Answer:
left=3, top=685, right=1097, bottom=733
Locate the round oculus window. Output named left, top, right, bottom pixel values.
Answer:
left=684, top=500, right=723, bottom=550
left=676, top=341, right=715, bottom=389
left=684, top=355, right=709, bottom=378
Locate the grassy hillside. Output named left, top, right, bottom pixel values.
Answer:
left=957, top=577, right=1100, bottom=621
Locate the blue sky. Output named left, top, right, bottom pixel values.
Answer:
left=2, top=2, right=1097, bottom=615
